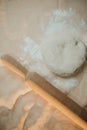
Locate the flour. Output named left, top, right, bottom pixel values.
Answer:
left=18, top=36, right=80, bottom=93
left=40, top=9, right=86, bottom=35
left=18, top=9, right=86, bottom=93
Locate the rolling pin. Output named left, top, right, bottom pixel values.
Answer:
left=1, top=54, right=87, bottom=130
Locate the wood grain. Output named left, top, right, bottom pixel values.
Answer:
left=1, top=55, right=27, bottom=78
left=1, top=54, right=87, bottom=130
left=28, top=72, right=87, bottom=121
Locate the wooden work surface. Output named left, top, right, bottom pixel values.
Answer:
left=0, top=0, right=87, bottom=130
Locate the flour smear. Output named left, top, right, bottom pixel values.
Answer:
left=19, top=9, right=87, bottom=93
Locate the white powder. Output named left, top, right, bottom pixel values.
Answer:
left=18, top=9, right=86, bottom=93
left=18, top=36, right=79, bottom=93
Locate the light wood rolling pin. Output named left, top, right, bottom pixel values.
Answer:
left=1, top=54, right=87, bottom=130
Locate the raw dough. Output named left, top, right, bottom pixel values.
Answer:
left=41, top=37, right=87, bottom=77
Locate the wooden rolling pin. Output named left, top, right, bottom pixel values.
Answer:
left=1, top=54, right=87, bottom=130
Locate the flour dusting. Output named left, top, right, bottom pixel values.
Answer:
left=18, top=9, right=86, bottom=93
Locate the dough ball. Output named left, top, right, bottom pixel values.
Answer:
left=41, top=38, right=87, bottom=77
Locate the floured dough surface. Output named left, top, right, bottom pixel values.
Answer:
left=41, top=38, right=87, bottom=77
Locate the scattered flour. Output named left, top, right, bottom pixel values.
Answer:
left=18, top=9, right=86, bottom=93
